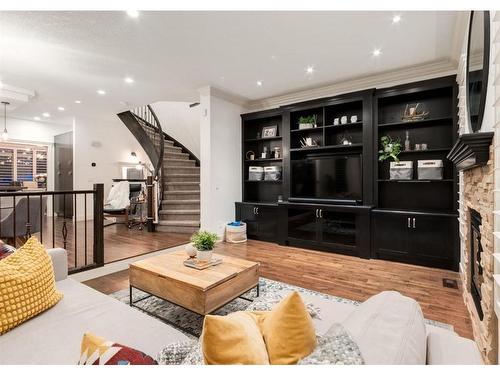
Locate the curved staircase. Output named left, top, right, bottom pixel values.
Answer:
left=159, top=140, right=200, bottom=233
left=118, top=106, right=200, bottom=234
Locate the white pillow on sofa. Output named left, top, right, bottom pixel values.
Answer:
left=343, top=291, right=427, bottom=365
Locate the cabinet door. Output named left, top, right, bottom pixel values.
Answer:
left=319, top=210, right=357, bottom=251
left=410, top=215, right=457, bottom=269
left=372, top=213, right=410, bottom=261
left=237, top=204, right=259, bottom=238
left=288, top=208, right=319, bottom=242
left=256, top=206, right=278, bottom=241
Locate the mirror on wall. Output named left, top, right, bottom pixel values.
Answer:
left=466, top=11, right=490, bottom=133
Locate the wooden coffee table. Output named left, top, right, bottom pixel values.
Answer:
left=129, top=250, right=259, bottom=333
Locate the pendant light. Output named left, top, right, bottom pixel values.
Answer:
left=1, top=101, right=9, bottom=142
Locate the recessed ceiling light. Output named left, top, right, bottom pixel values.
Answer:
left=97, top=89, right=106, bottom=95
left=306, top=66, right=315, bottom=74
left=124, top=77, right=134, bottom=84
left=392, top=15, right=402, bottom=24
left=74, top=100, right=82, bottom=104
left=372, top=49, right=382, bottom=57
left=256, top=81, right=263, bottom=87
left=42, top=112, right=50, bottom=118
left=33, top=116, right=41, bottom=121
left=126, top=10, right=139, bottom=18
left=57, top=106, right=65, bottom=111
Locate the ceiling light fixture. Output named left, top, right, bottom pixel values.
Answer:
left=306, top=66, right=315, bottom=74
left=126, top=10, right=139, bottom=18
left=392, top=15, right=402, bottom=24
left=1, top=102, right=9, bottom=141
left=42, top=112, right=51, bottom=118
left=256, top=80, right=263, bottom=87
left=33, top=116, right=41, bottom=121
left=372, top=49, right=382, bottom=57
left=74, top=100, right=82, bottom=104
left=124, top=77, right=134, bottom=84
left=57, top=106, right=65, bottom=111
left=97, top=89, right=106, bottom=95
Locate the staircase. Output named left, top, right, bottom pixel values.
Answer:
left=159, top=140, right=200, bottom=233
left=117, top=105, right=200, bottom=234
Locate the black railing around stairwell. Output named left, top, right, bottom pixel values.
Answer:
left=129, top=105, right=164, bottom=231
left=0, top=184, right=104, bottom=273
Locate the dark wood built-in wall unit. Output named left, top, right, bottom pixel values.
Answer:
left=236, top=75, right=459, bottom=271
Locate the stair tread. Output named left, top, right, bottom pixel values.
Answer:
left=164, top=190, right=200, bottom=194
left=164, top=173, right=200, bottom=176
left=160, top=209, right=200, bottom=214
left=162, top=199, right=200, bottom=204
left=158, top=220, right=200, bottom=226
left=165, top=182, right=200, bottom=185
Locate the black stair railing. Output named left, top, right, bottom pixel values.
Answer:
left=118, top=105, right=164, bottom=231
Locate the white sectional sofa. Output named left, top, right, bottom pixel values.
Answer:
left=0, top=249, right=483, bottom=365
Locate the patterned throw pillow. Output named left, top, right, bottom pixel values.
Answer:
left=156, top=340, right=204, bottom=365
left=299, top=323, right=364, bottom=365
left=0, top=243, right=16, bottom=260
left=79, top=332, right=157, bottom=365
left=0, top=237, right=63, bottom=335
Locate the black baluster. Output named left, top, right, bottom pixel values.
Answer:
left=26, top=195, right=31, bottom=237
left=74, top=194, right=77, bottom=268
left=39, top=194, right=43, bottom=243
left=84, top=193, right=88, bottom=266
left=62, top=193, right=68, bottom=251
left=52, top=195, right=55, bottom=248
left=12, top=196, right=16, bottom=245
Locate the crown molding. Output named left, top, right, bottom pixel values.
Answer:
left=197, top=85, right=249, bottom=108
left=244, top=59, right=458, bottom=113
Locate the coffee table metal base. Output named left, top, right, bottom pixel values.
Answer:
left=129, top=283, right=260, bottom=337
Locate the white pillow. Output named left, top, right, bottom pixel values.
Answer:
left=343, top=291, right=427, bottom=365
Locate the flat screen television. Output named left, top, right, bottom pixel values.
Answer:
left=291, top=154, right=362, bottom=203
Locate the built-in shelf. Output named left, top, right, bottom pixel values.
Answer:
left=244, top=158, right=282, bottom=163
left=398, top=148, right=451, bottom=154
left=324, top=122, right=363, bottom=129
left=244, top=180, right=282, bottom=183
left=290, top=143, right=363, bottom=152
left=377, top=179, right=454, bottom=183
left=378, top=116, right=453, bottom=128
left=291, top=127, right=323, bottom=133
left=244, top=136, right=282, bottom=143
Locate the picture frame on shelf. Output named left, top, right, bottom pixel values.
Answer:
left=262, top=125, right=278, bottom=138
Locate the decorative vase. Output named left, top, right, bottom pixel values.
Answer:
left=185, top=243, right=197, bottom=258
left=197, top=250, right=213, bottom=262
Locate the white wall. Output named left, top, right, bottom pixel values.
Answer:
left=199, top=87, right=243, bottom=236
left=150, top=101, right=200, bottom=158
left=72, top=115, right=151, bottom=197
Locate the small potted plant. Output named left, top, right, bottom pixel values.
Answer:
left=298, top=115, right=316, bottom=130
left=378, top=135, right=402, bottom=162
left=190, top=231, right=219, bottom=262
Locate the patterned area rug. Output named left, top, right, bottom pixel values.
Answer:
left=111, top=277, right=453, bottom=338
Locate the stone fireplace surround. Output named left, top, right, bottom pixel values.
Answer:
left=459, top=146, right=498, bottom=364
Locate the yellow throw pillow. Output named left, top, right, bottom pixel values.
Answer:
left=201, top=311, right=270, bottom=364
left=259, top=291, right=317, bottom=364
left=0, top=237, right=63, bottom=335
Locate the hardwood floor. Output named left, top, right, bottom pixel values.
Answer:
left=84, top=239, right=473, bottom=339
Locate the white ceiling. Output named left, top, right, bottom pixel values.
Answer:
left=0, top=11, right=463, bottom=124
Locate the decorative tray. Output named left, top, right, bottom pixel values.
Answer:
left=183, top=257, right=223, bottom=270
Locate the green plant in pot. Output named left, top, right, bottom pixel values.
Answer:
left=298, top=115, right=316, bottom=129
left=378, top=135, right=402, bottom=162
left=190, top=231, right=219, bottom=262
